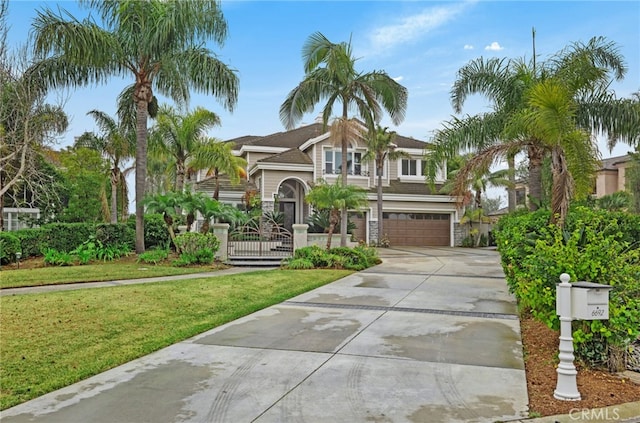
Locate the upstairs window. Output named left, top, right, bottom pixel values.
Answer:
left=324, top=149, right=364, bottom=176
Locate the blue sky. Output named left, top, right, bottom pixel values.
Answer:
left=6, top=0, right=640, bottom=161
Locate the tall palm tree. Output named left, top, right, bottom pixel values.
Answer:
left=31, top=0, right=239, bottom=253
left=362, top=125, right=409, bottom=245
left=280, top=31, right=407, bottom=246
left=425, top=36, right=632, bottom=215
left=305, top=178, right=368, bottom=250
left=150, top=105, right=221, bottom=193
left=75, top=109, right=135, bottom=223
left=190, top=139, right=247, bottom=200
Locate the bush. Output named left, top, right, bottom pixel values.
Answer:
left=493, top=207, right=640, bottom=370
left=127, top=214, right=171, bottom=250
left=42, top=248, right=75, bottom=266
left=173, top=232, right=220, bottom=265
left=0, top=232, right=21, bottom=264
left=137, top=248, right=170, bottom=265
left=12, top=228, right=43, bottom=258
left=283, top=245, right=380, bottom=270
left=40, top=223, right=95, bottom=253
left=95, top=223, right=135, bottom=250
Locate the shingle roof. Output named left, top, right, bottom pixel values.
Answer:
left=194, top=175, right=255, bottom=192
left=377, top=180, right=444, bottom=196
left=257, top=148, right=313, bottom=165
left=600, top=154, right=631, bottom=170
left=393, top=134, right=430, bottom=149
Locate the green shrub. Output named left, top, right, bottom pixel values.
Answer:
left=95, top=223, right=135, bottom=249
left=0, top=232, right=21, bottom=264
left=40, top=223, right=95, bottom=252
left=284, top=244, right=380, bottom=270
left=284, top=258, right=315, bottom=269
left=12, top=228, right=43, bottom=258
left=172, top=232, right=219, bottom=265
left=42, top=248, right=75, bottom=266
left=137, top=248, right=170, bottom=265
left=127, top=214, right=171, bottom=250
left=493, top=206, right=640, bottom=370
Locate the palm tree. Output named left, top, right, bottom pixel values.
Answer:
left=190, top=139, right=247, bottom=200
left=280, top=31, right=407, bottom=246
left=31, top=0, right=239, bottom=253
left=143, top=191, right=181, bottom=252
left=425, top=36, right=632, bottom=215
left=362, top=125, right=409, bottom=245
left=305, top=178, right=368, bottom=250
left=75, top=109, right=135, bottom=223
left=150, top=105, right=221, bottom=193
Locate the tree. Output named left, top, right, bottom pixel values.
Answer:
left=305, top=178, right=368, bottom=250
left=143, top=192, right=181, bottom=252
left=75, top=109, right=135, bottom=223
left=32, top=0, right=239, bottom=252
left=280, top=31, right=407, bottom=246
left=425, top=35, right=633, bottom=217
left=1, top=1, right=68, bottom=230
left=150, top=105, right=221, bottom=193
left=58, top=147, right=111, bottom=223
left=190, top=138, right=247, bottom=200
left=362, top=125, right=409, bottom=245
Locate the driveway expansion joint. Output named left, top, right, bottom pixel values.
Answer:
left=283, top=300, right=519, bottom=320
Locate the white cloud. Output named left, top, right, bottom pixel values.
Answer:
left=485, top=42, right=504, bottom=51
left=367, top=1, right=475, bottom=54
left=464, top=44, right=474, bottom=50
left=393, top=76, right=404, bottom=82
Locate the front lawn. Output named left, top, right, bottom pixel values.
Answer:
left=0, top=260, right=212, bottom=289
left=0, top=269, right=351, bottom=410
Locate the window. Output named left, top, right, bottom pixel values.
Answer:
left=400, top=159, right=427, bottom=177
left=324, top=149, right=363, bottom=175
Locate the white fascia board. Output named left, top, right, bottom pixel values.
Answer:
left=396, top=148, right=426, bottom=156
left=253, top=163, right=314, bottom=173
left=239, top=145, right=289, bottom=154
left=299, top=132, right=331, bottom=152
left=382, top=194, right=460, bottom=203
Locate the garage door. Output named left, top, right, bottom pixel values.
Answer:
left=383, top=212, right=450, bottom=246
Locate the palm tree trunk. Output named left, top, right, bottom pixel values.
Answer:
left=527, top=144, right=544, bottom=211
left=327, top=210, right=339, bottom=250
left=175, top=160, right=185, bottom=193
left=507, top=155, right=516, bottom=213
left=377, top=160, right=384, bottom=245
left=340, top=106, right=348, bottom=247
left=134, top=98, right=149, bottom=253
left=550, top=146, right=572, bottom=226
left=110, top=167, right=119, bottom=224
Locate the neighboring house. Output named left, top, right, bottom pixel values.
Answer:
left=2, top=207, right=40, bottom=231
left=594, top=154, right=632, bottom=198
left=194, top=121, right=463, bottom=246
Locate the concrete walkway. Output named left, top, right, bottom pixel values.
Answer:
left=2, top=247, right=530, bottom=422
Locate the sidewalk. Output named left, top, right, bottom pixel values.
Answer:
left=0, top=248, right=547, bottom=421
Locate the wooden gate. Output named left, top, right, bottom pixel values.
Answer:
left=228, top=216, right=293, bottom=258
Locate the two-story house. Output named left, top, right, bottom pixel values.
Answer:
left=594, top=154, right=633, bottom=198
left=194, top=121, right=462, bottom=247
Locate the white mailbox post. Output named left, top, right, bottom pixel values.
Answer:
left=554, top=273, right=613, bottom=401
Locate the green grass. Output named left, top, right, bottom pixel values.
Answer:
left=0, top=269, right=352, bottom=410
left=0, top=263, right=211, bottom=289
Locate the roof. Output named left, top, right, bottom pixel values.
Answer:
left=257, top=148, right=313, bottom=165
left=194, top=175, right=255, bottom=192
left=378, top=180, right=443, bottom=196
left=228, top=122, right=430, bottom=151
left=600, top=154, right=631, bottom=170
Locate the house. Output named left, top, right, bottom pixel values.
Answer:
left=194, top=121, right=463, bottom=247
left=594, top=154, right=633, bottom=198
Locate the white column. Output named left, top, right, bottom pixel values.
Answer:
left=554, top=273, right=581, bottom=400
left=292, top=224, right=308, bottom=253
left=212, top=223, right=230, bottom=261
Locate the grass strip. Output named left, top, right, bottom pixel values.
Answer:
left=0, top=269, right=351, bottom=410
left=0, top=263, right=212, bottom=289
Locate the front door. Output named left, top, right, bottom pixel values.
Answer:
left=279, top=201, right=295, bottom=232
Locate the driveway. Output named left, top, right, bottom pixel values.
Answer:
left=1, top=247, right=529, bottom=423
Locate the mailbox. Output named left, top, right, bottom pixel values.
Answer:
left=570, top=282, right=613, bottom=320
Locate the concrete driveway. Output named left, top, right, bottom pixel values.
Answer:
left=1, top=247, right=529, bottom=423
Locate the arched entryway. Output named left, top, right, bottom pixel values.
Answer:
left=275, top=179, right=308, bottom=232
